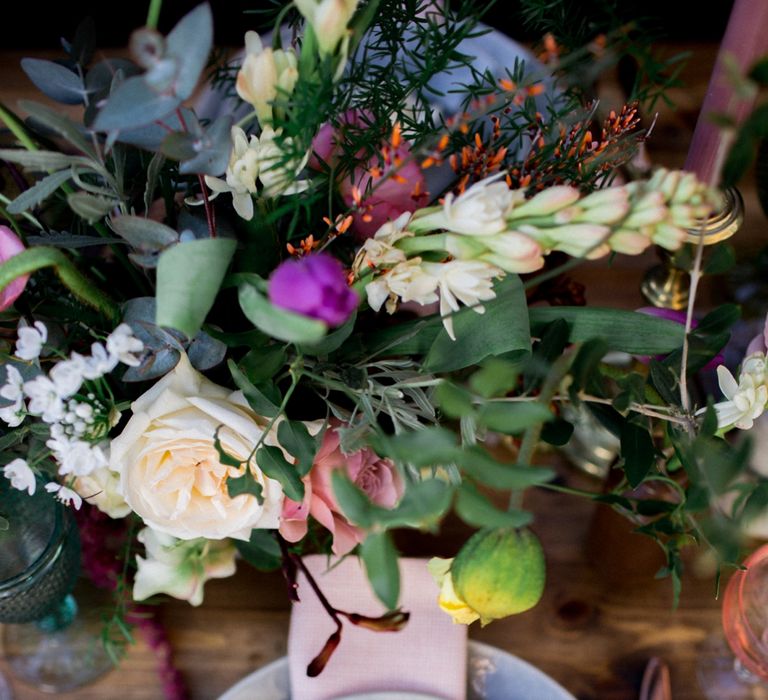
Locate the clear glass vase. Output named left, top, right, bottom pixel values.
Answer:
left=0, top=484, right=114, bottom=692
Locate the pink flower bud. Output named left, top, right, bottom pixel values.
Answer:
left=0, top=226, right=29, bottom=311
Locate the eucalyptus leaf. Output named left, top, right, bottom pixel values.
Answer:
left=109, top=215, right=179, bottom=251
left=21, top=59, right=85, bottom=105
left=27, top=231, right=118, bottom=248
left=360, top=532, right=400, bottom=610
left=6, top=170, right=71, bottom=214
left=165, top=3, right=214, bottom=100
left=156, top=238, right=237, bottom=338
left=187, top=331, right=226, bottom=370
left=238, top=283, right=327, bottom=345
left=177, top=115, right=233, bottom=176
left=93, top=75, right=181, bottom=132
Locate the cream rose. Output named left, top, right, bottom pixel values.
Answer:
left=109, top=354, right=283, bottom=540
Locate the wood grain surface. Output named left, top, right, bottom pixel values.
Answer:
left=0, top=40, right=762, bottom=699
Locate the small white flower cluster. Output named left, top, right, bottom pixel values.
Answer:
left=1, top=323, right=144, bottom=506
left=360, top=169, right=719, bottom=341
left=712, top=354, right=768, bottom=431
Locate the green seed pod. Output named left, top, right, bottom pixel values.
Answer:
left=451, top=527, right=545, bottom=623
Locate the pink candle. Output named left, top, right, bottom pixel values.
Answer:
left=684, top=0, right=768, bottom=185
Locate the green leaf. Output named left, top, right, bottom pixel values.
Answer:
left=331, top=471, right=374, bottom=528
left=457, top=446, right=555, bottom=489
left=370, top=426, right=458, bottom=467
left=540, top=417, right=574, bottom=446
left=0, top=149, right=93, bottom=171
left=569, top=338, right=609, bottom=401
left=455, top=483, right=533, bottom=529
left=477, top=401, right=552, bottom=434
left=375, top=479, right=454, bottom=529
left=694, top=304, right=740, bottom=336
left=435, top=381, right=475, bottom=419
left=67, top=192, right=119, bottom=223
left=469, top=357, right=520, bottom=399
left=227, top=359, right=280, bottom=417
left=360, top=532, right=400, bottom=610
left=648, top=360, right=680, bottom=407
left=749, top=57, right=768, bottom=85
left=300, top=311, right=356, bottom=356
left=278, top=420, right=318, bottom=477
left=227, top=471, right=264, bottom=503
left=238, top=344, right=286, bottom=382
left=156, top=238, right=237, bottom=338
left=235, top=529, right=281, bottom=571
left=19, top=100, right=96, bottom=157
left=256, top=445, right=304, bottom=502
left=703, top=244, right=736, bottom=275
left=621, top=422, right=655, bottom=487
left=238, top=282, right=327, bottom=344
left=425, top=276, right=530, bottom=372
left=6, top=169, right=71, bottom=214
left=213, top=428, right=243, bottom=468
left=529, top=307, right=686, bottom=354
left=742, top=482, right=768, bottom=526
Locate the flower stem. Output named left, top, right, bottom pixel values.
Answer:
left=145, top=0, right=163, bottom=29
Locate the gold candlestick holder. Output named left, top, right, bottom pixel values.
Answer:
left=640, top=187, right=744, bottom=309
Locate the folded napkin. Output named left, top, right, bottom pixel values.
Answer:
left=288, top=555, right=467, bottom=700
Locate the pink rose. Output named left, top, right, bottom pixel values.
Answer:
left=310, top=112, right=428, bottom=241
left=0, top=226, right=28, bottom=310
left=280, top=424, right=403, bottom=556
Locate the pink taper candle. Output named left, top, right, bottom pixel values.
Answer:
left=684, top=0, right=768, bottom=185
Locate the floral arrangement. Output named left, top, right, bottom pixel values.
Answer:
left=0, top=0, right=766, bottom=675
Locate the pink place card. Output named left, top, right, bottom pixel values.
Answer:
left=288, top=555, right=468, bottom=700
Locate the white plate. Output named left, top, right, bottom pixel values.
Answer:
left=217, top=640, right=576, bottom=700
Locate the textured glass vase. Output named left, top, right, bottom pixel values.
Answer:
left=0, top=484, right=113, bottom=692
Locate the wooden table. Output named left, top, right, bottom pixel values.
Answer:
left=0, top=39, right=763, bottom=699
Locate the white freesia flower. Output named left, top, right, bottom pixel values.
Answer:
left=423, top=260, right=502, bottom=340
left=236, top=31, right=298, bottom=124
left=73, top=343, right=118, bottom=380
left=411, top=176, right=518, bottom=236
left=3, top=458, right=35, bottom=495
left=204, top=126, right=310, bottom=221
left=74, top=466, right=130, bottom=519
left=475, top=231, right=544, bottom=274
left=133, top=527, right=237, bottom=606
left=49, top=359, right=84, bottom=399
left=110, top=353, right=284, bottom=541
left=294, top=0, right=359, bottom=55
left=365, top=259, right=439, bottom=315
left=23, top=376, right=65, bottom=423
left=0, top=365, right=25, bottom=427
left=519, top=222, right=611, bottom=259
left=506, top=185, right=580, bottom=220
left=106, top=324, right=144, bottom=367
left=713, top=357, right=768, bottom=431
left=47, top=432, right=108, bottom=478
left=45, top=482, right=83, bottom=510
left=15, top=321, right=47, bottom=361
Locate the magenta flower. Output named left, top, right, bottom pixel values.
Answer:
left=279, top=422, right=403, bottom=555
left=268, top=253, right=358, bottom=326
left=0, top=226, right=29, bottom=310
